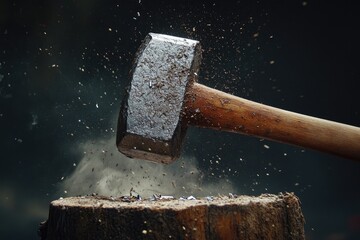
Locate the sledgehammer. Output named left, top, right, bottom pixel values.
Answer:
left=116, top=33, right=360, bottom=164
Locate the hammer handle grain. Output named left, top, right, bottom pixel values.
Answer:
left=185, top=83, right=360, bottom=161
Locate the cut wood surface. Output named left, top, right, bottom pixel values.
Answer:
left=40, top=192, right=305, bottom=240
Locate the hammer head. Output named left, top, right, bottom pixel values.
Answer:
left=117, top=33, right=202, bottom=164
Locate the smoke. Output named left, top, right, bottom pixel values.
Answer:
left=61, top=135, right=236, bottom=198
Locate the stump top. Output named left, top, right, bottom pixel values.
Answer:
left=42, top=193, right=305, bottom=240
left=51, top=193, right=293, bottom=211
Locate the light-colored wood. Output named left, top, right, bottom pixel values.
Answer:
left=39, top=193, right=305, bottom=240
left=185, top=83, right=360, bottom=161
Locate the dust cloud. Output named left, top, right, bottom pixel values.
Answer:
left=61, top=135, right=236, bottom=198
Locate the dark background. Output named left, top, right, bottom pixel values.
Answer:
left=1, top=0, right=360, bottom=239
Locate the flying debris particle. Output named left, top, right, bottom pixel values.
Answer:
left=253, top=32, right=259, bottom=38
left=96, top=103, right=99, bottom=108
left=269, top=60, right=275, bottom=65
left=302, top=1, right=308, bottom=6
left=108, top=28, right=112, bottom=32
left=187, top=196, right=196, bottom=200
left=228, top=193, right=234, bottom=198
left=142, top=230, right=147, bottom=235
left=160, top=195, right=175, bottom=200
left=73, top=163, right=76, bottom=167
left=137, top=12, right=140, bottom=17
left=206, top=196, right=214, bottom=201
left=263, top=144, right=270, bottom=149
left=30, top=114, right=38, bottom=128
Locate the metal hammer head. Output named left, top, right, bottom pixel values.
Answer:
left=117, top=33, right=202, bottom=164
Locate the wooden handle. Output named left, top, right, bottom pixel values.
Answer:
left=184, top=83, right=360, bottom=161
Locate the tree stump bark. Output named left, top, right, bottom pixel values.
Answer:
left=39, top=193, right=305, bottom=240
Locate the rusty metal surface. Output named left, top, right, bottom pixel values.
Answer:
left=117, top=33, right=202, bottom=163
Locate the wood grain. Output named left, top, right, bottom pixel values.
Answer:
left=184, top=83, right=360, bottom=160
left=40, top=193, right=305, bottom=240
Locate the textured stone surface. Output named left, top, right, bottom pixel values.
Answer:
left=117, top=33, right=202, bottom=163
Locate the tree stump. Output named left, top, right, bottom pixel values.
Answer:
left=39, top=193, right=305, bottom=240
